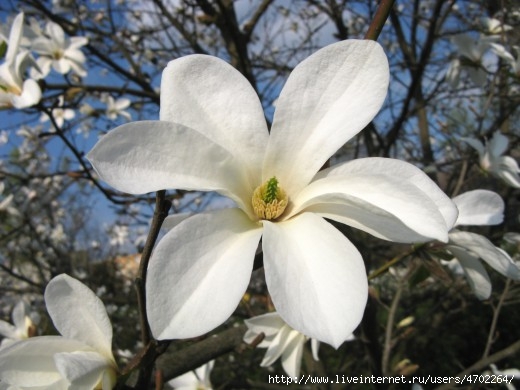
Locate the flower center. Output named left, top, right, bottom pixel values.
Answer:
left=0, top=83, right=22, bottom=95
left=53, top=49, right=64, bottom=60
left=252, top=176, right=288, bottom=220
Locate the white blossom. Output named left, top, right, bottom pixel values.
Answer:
left=0, top=13, right=41, bottom=109
left=462, top=132, right=520, bottom=188
left=87, top=40, right=457, bottom=347
left=244, top=312, right=325, bottom=378
left=31, top=20, right=88, bottom=78
left=168, top=361, right=214, bottom=390
left=0, top=301, right=34, bottom=348
left=442, top=190, right=520, bottom=299
left=0, top=275, right=118, bottom=389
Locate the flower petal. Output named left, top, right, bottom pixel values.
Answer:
left=461, top=137, right=485, bottom=156
left=289, top=158, right=455, bottom=243
left=452, top=190, right=504, bottom=226
left=244, top=312, right=286, bottom=347
left=263, top=213, right=367, bottom=348
left=11, top=302, right=26, bottom=334
left=260, top=325, right=297, bottom=367
left=0, top=321, right=16, bottom=340
left=0, top=336, right=88, bottom=388
left=87, top=121, right=254, bottom=215
left=280, top=331, right=306, bottom=378
left=44, top=274, right=113, bottom=360
left=12, top=79, right=41, bottom=109
left=54, top=351, right=114, bottom=390
left=146, top=208, right=262, bottom=340
left=449, top=231, right=520, bottom=280
left=489, top=132, right=509, bottom=156
left=6, top=13, right=24, bottom=63
left=497, top=156, right=520, bottom=188
left=263, top=40, right=389, bottom=196
left=446, top=246, right=491, bottom=300
left=160, top=55, right=269, bottom=189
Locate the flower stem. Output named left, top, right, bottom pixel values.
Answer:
left=364, top=0, right=396, bottom=41
left=135, top=190, right=171, bottom=345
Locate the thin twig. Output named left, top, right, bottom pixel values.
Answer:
left=135, top=190, right=171, bottom=346
left=382, top=280, right=404, bottom=375
left=364, top=0, right=396, bottom=41
left=483, top=279, right=511, bottom=358
left=435, top=339, right=520, bottom=390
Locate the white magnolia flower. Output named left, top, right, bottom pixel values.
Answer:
left=40, top=95, right=75, bottom=128
left=104, top=95, right=131, bottom=121
left=443, top=190, right=520, bottom=299
left=481, top=17, right=512, bottom=35
left=108, top=224, right=129, bottom=247
left=462, top=131, right=520, bottom=188
left=446, top=34, right=493, bottom=87
left=491, top=43, right=520, bottom=76
left=0, top=301, right=34, bottom=348
left=168, top=360, right=214, bottom=390
left=244, top=312, right=326, bottom=378
left=87, top=39, right=457, bottom=347
left=0, top=13, right=41, bottom=109
left=0, top=182, right=19, bottom=217
left=0, top=274, right=118, bottom=389
left=31, top=21, right=88, bottom=78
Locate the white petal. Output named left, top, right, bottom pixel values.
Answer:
left=289, top=158, right=454, bottom=243
left=263, top=213, right=367, bottom=348
left=6, top=13, right=24, bottom=63
left=160, top=55, right=268, bottom=190
left=161, top=213, right=192, bottom=231
left=311, top=339, right=320, bottom=361
left=260, top=325, right=298, bottom=367
left=244, top=312, right=285, bottom=346
left=44, top=274, right=113, bottom=360
left=12, top=79, right=41, bottom=109
left=489, top=132, right=509, bottom=156
left=0, top=336, right=89, bottom=387
left=87, top=121, right=254, bottom=216
left=11, top=302, right=26, bottom=333
left=47, top=22, right=65, bottom=47
left=54, top=351, right=113, bottom=390
left=446, top=246, right=491, bottom=300
left=53, top=58, right=71, bottom=74
left=0, top=321, right=17, bottom=340
left=497, top=157, right=520, bottom=188
left=263, top=40, right=389, bottom=196
left=461, top=137, right=485, bottom=155
left=449, top=231, right=520, bottom=280
left=453, top=190, right=504, bottom=226
left=146, top=208, right=262, bottom=340
left=168, top=371, right=198, bottom=389
left=280, top=332, right=306, bottom=378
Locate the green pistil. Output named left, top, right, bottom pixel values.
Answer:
left=263, top=177, right=279, bottom=203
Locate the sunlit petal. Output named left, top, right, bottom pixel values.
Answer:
left=160, top=55, right=269, bottom=190
left=0, top=336, right=89, bottom=387
left=449, top=231, right=520, bottom=280
left=263, top=40, right=389, bottom=196
left=446, top=246, right=492, bottom=300
left=289, top=158, right=454, bottom=243
left=453, top=190, right=504, bottom=226
left=44, top=274, right=113, bottom=360
left=87, top=121, right=254, bottom=215
left=54, top=351, right=112, bottom=390
left=263, top=213, right=367, bottom=348
left=146, top=208, right=262, bottom=340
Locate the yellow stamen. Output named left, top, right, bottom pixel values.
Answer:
left=252, top=177, right=288, bottom=220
